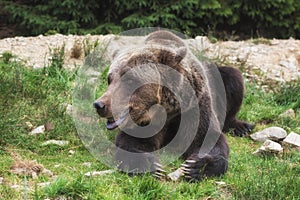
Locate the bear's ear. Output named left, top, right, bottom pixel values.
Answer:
left=174, top=47, right=187, bottom=63
left=159, top=47, right=187, bottom=67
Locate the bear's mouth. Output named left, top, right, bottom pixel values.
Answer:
left=106, top=110, right=129, bottom=130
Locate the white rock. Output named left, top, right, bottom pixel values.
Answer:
left=84, top=170, right=114, bottom=177
left=283, top=132, right=300, bottom=147
left=42, top=140, right=69, bottom=146
left=0, top=177, right=3, bottom=184
left=215, top=181, right=226, bottom=185
left=250, top=127, right=287, bottom=142
left=68, top=150, right=75, bottom=154
left=29, top=125, right=45, bottom=135
left=253, top=139, right=283, bottom=155
left=279, top=108, right=295, bottom=118
left=167, top=168, right=183, bottom=181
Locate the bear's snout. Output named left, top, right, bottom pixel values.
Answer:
left=94, top=95, right=112, bottom=118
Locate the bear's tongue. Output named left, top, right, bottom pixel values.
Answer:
left=106, top=118, right=117, bottom=130
left=106, top=111, right=128, bottom=130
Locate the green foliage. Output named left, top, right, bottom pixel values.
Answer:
left=2, top=0, right=99, bottom=35
left=48, top=44, right=65, bottom=71
left=2, top=0, right=300, bottom=38
left=1, top=51, right=15, bottom=64
left=83, top=38, right=100, bottom=57
left=40, top=176, right=94, bottom=199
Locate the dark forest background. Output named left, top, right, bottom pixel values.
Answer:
left=0, top=0, right=300, bottom=39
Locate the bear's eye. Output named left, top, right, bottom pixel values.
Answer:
left=107, top=74, right=113, bottom=85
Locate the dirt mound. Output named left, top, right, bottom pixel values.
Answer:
left=0, top=34, right=299, bottom=82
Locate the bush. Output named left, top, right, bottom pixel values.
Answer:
left=1, top=0, right=300, bottom=39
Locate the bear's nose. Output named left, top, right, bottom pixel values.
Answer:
left=94, top=101, right=108, bottom=117
left=94, top=101, right=105, bottom=110
left=94, top=101, right=107, bottom=117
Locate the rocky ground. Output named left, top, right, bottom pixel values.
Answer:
left=0, top=34, right=299, bottom=82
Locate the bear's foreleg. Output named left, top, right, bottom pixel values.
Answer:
left=115, top=131, right=166, bottom=178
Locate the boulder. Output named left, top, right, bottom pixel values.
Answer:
left=253, top=139, right=283, bottom=155
left=250, top=127, right=287, bottom=142
left=283, top=132, right=300, bottom=147
left=29, top=125, right=45, bottom=135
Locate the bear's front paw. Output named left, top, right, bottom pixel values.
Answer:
left=181, top=157, right=207, bottom=182
left=181, top=154, right=227, bottom=182
left=115, top=151, right=166, bottom=179
left=233, top=120, right=255, bottom=136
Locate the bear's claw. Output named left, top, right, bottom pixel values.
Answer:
left=232, top=121, right=255, bottom=137
left=152, top=162, right=166, bottom=179
left=180, top=157, right=208, bottom=182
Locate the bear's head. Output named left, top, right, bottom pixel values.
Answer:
left=94, top=45, right=188, bottom=131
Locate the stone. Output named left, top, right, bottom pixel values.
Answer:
left=84, top=170, right=114, bottom=177
left=42, top=140, right=69, bottom=146
left=253, top=139, right=283, bottom=155
left=250, top=127, right=287, bottom=142
left=283, top=132, right=300, bottom=147
left=167, top=168, right=183, bottom=181
left=215, top=181, right=226, bottom=185
left=29, top=125, right=45, bottom=135
left=68, top=150, right=75, bottom=155
left=279, top=108, right=296, bottom=118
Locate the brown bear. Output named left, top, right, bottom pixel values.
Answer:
left=94, top=30, right=254, bottom=181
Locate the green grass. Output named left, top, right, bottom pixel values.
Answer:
left=0, top=54, right=300, bottom=200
